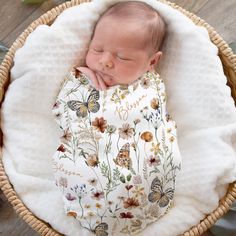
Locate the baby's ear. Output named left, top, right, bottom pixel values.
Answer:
left=148, top=51, right=162, bottom=70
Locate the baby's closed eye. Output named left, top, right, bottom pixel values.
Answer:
left=117, top=54, right=132, bottom=61
left=93, top=48, right=103, bottom=53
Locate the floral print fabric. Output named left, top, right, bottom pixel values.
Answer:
left=52, top=69, right=181, bottom=235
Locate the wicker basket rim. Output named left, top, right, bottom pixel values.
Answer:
left=0, top=0, right=236, bottom=236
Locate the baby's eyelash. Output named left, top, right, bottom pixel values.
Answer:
left=117, top=55, right=131, bottom=61
left=93, top=48, right=103, bottom=52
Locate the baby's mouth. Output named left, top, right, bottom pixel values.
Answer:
left=98, top=71, right=111, bottom=78
left=96, top=71, right=114, bottom=86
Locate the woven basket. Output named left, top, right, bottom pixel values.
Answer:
left=0, top=0, right=236, bottom=235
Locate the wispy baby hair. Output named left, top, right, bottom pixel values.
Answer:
left=99, top=1, right=166, bottom=52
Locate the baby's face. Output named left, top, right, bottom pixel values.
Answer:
left=86, top=17, right=155, bottom=87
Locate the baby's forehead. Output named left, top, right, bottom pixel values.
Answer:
left=92, top=2, right=166, bottom=52
left=93, top=19, right=148, bottom=43
left=94, top=16, right=157, bottom=48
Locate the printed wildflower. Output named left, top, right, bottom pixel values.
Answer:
left=60, top=128, right=72, bottom=143
left=106, top=125, right=116, bottom=134
left=166, top=113, right=171, bottom=122
left=167, top=128, right=172, bottom=133
left=92, top=117, right=107, bottom=133
left=67, top=211, right=77, bottom=218
left=125, top=185, right=133, bottom=191
left=71, top=184, right=87, bottom=198
left=91, top=190, right=105, bottom=200
left=88, top=178, right=98, bottom=186
left=131, top=219, right=142, bottom=228
left=87, top=211, right=95, bottom=217
left=133, top=118, right=141, bottom=125
left=66, top=193, right=76, bottom=201
left=140, top=77, right=151, bottom=89
left=55, top=112, right=62, bottom=120
left=132, top=175, right=142, bottom=184
left=132, top=186, right=145, bottom=198
left=150, top=98, right=159, bottom=110
left=59, top=177, right=68, bottom=188
left=140, top=131, right=153, bottom=142
left=118, top=123, right=134, bottom=140
left=53, top=101, right=60, bottom=109
left=123, top=197, right=140, bottom=209
left=147, top=155, right=160, bottom=167
left=57, top=144, right=66, bottom=152
left=120, top=212, right=134, bottom=219
left=118, top=196, right=125, bottom=201
left=169, top=136, right=175, bottom=142
left=85, top=154, right=99, bottom=167
left=95, top=203, right=102, bottom=209
left=53, top=71, right=181, bottom=232
left=131, top=142, right=136, bottom=151
left=150, top=142, right=161, bottom=155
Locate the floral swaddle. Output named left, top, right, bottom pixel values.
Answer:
left=52, top=68, right=181, bottom=235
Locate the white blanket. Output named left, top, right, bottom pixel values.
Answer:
left=1, top=0, right=236, bottom=235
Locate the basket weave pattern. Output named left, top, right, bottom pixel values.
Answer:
left=0, top=0, right=236, bottom=235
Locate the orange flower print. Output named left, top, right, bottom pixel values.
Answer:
left=123, top=197, right=140, bottom=209
left=141, top=131, right=153, bottom=142
left=151, top=98, right=159, bottom=110
left=67, top=211, right=77, bottom=218
left=95, top=203, right=102, bottom=209
left=86, top=154, right=99, bottom=167
left=92, top=117, right=107, bottom=133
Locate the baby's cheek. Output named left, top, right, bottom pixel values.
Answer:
left=85, top=53, right=96, bottom=69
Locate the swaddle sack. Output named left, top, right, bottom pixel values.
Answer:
left=52, top=69, right=181, bottom=235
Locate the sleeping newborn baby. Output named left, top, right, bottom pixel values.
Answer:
left=52, top=1, right=181, bottom=235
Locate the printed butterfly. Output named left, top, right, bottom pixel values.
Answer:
left=67, top=89, right=100, bottom=118
left=113, top=143, right=132, bottom=170
left=92, top=222, right=108, bottom=236
left=148, top=177, right=174, bottom=207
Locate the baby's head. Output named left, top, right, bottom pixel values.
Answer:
left=86, top=1, right=166, bottom=87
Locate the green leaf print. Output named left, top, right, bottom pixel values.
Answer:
left=120, top=174, right=126, bottom=183
left=126, top=173, right=132, bottom=181
left=113, top=168, right=121, bottom=181
left=100, top=162, right=109, bottom=178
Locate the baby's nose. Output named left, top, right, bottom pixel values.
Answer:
left=100, top=53, right=114, bottom=68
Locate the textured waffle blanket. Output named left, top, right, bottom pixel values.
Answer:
left=52, top=69, right=181, bottom=235
left=1, top=0, right=236, bottom=235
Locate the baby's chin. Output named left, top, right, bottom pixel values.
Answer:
left=96, top=71, right=118, bottom=87
left=104, top=79, right=117, bottom=87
